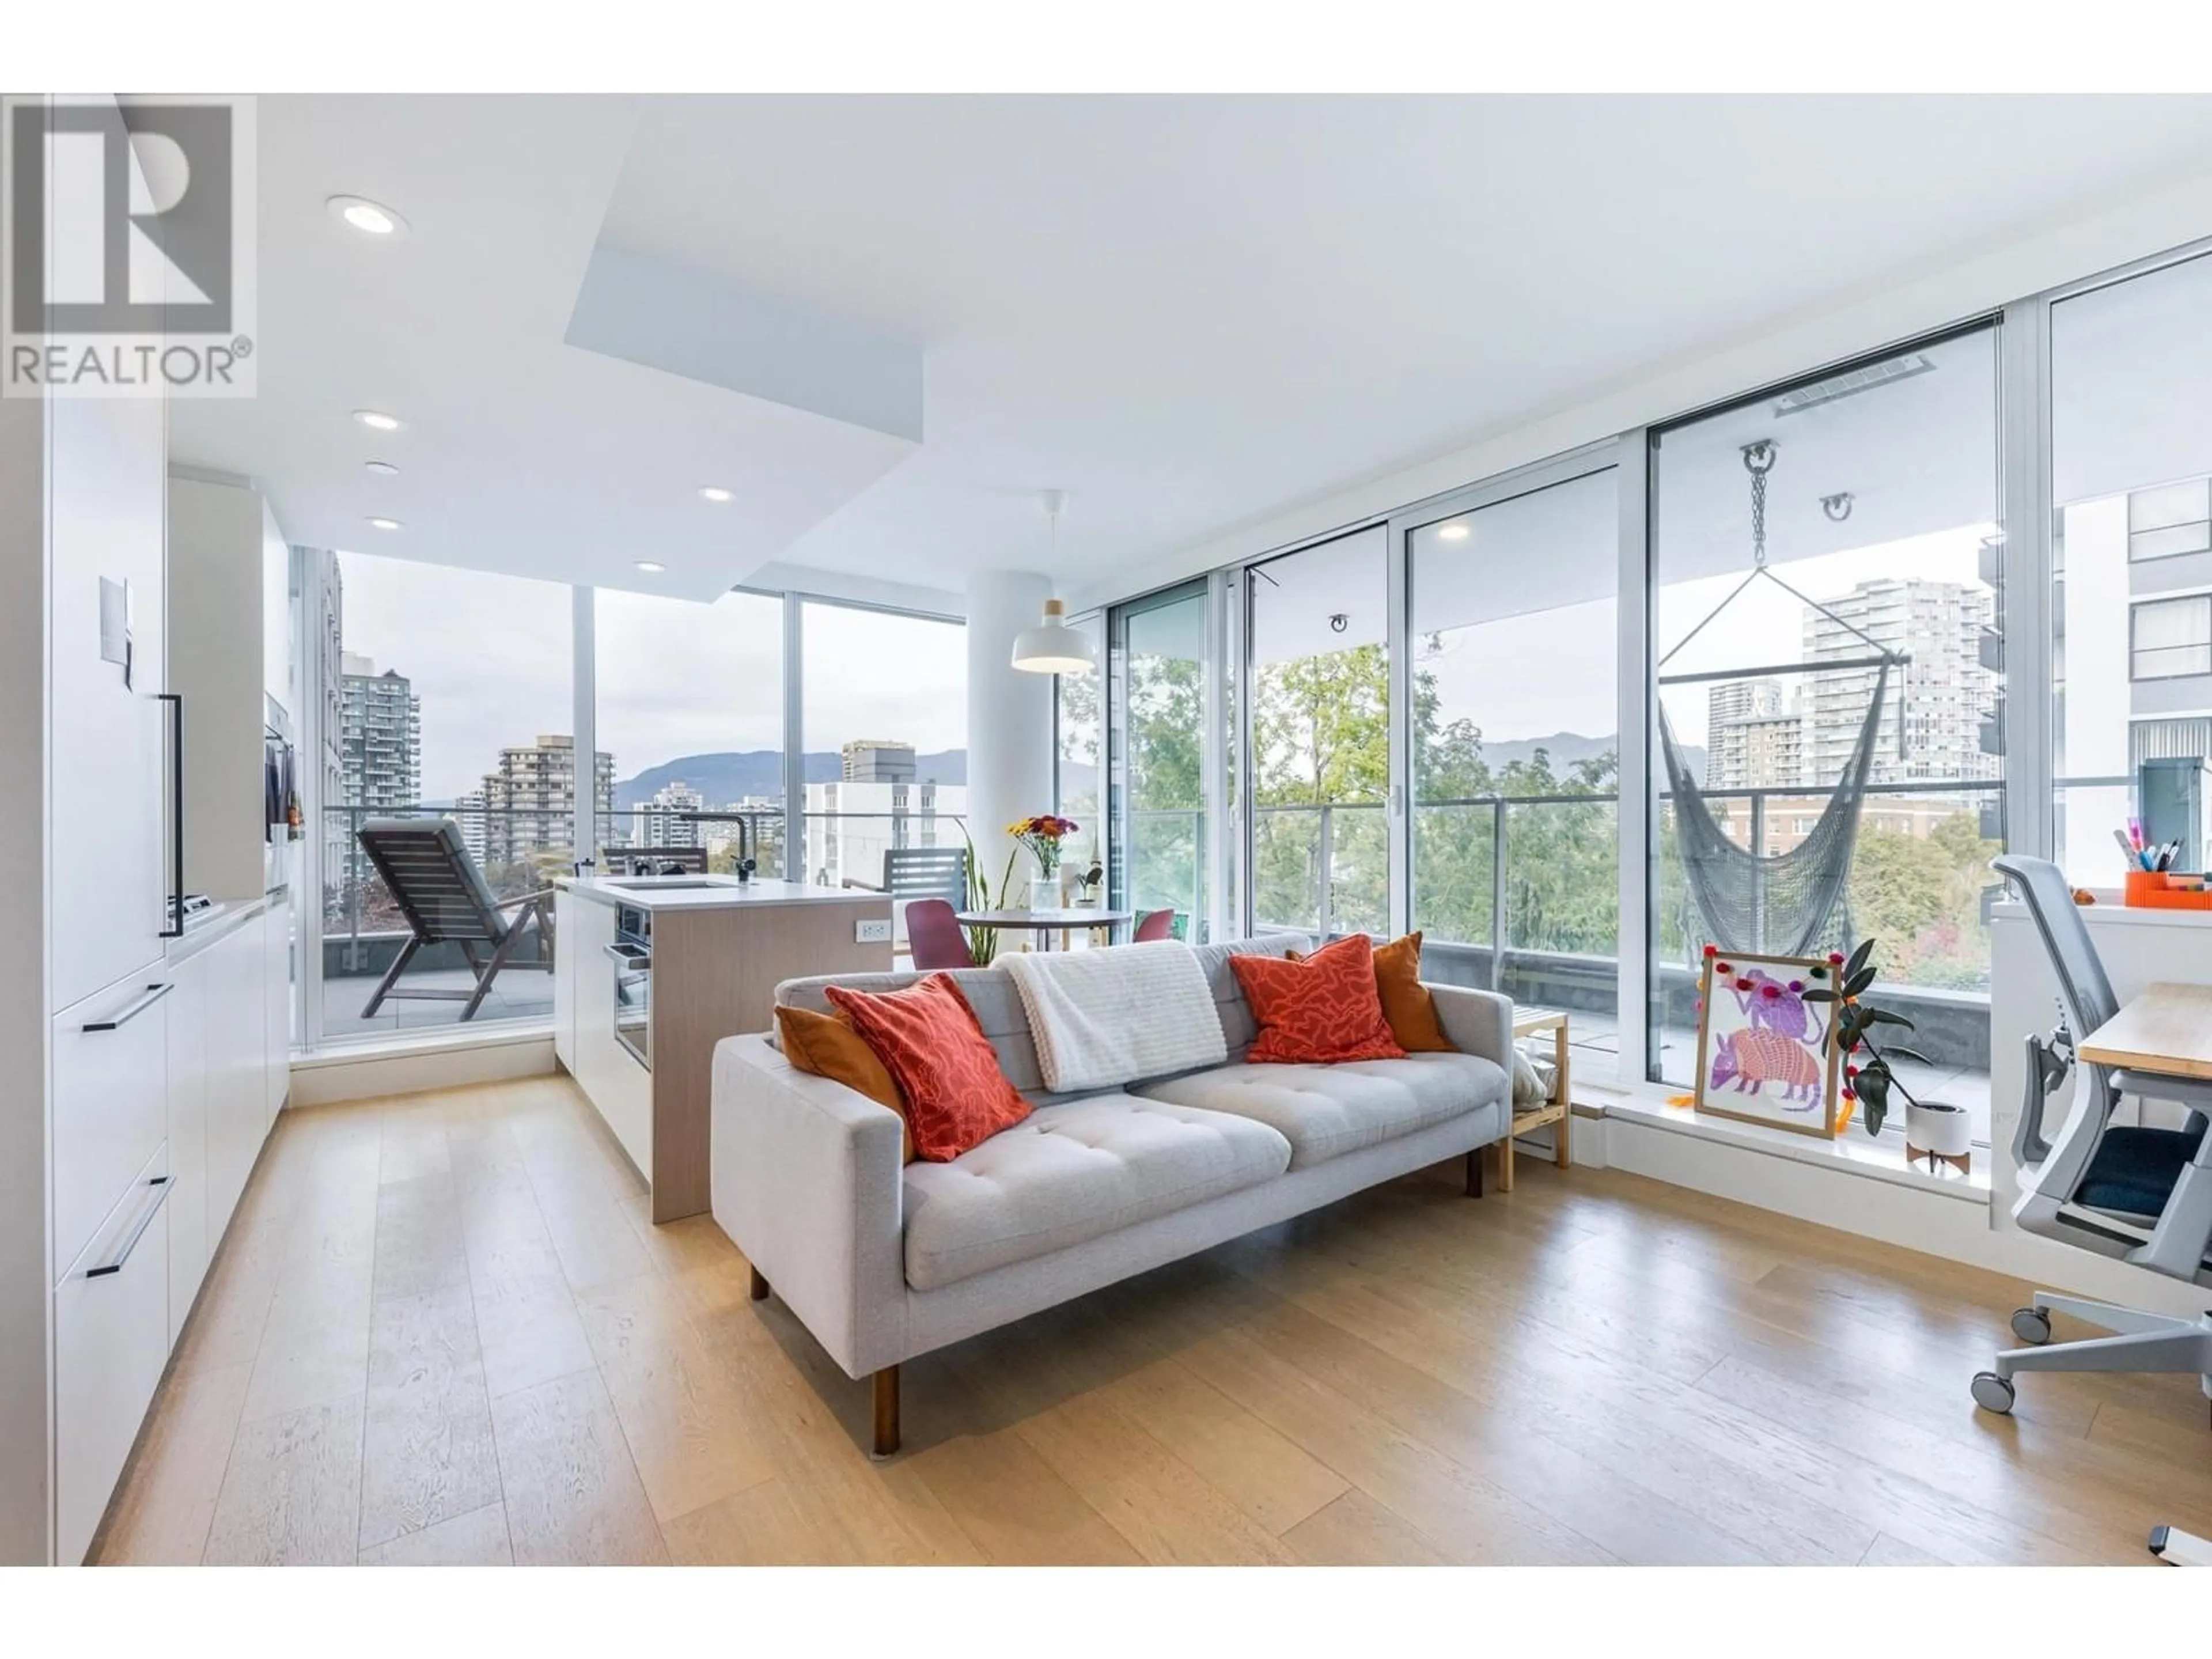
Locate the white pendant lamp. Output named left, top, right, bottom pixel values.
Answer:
left=1011, top=490, right=1097, bottom=675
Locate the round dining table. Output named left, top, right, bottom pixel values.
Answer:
left=955, top=907, right=1135, bottom=950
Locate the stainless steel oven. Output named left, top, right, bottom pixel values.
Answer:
left=606, top=904, right=652, bottom=1070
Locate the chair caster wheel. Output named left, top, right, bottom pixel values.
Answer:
left=1972, top=1371, right=2016, bottom=1414
left=2010, top=1307, right=2051, bottom=1345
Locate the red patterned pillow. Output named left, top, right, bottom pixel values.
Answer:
left=824, top=974, right=1033, bottom=1161
left=1230, top=934, right=1407, bottom=1065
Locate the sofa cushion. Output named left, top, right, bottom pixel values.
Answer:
left=1132, top=1052, right=1506, bottom=1169
left=775, top=935, right=1310, bottom=1098
left=1233, top=933, right=1407, bottom=1065
left=826, top=975, right=1034, bottom=1162
left=900, top=1094, right=1293, bottom=1291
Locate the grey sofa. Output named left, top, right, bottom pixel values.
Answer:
left=708, top=935, right=1514, bottom=1454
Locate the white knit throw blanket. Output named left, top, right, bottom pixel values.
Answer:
left=1001, top=941, right=1227, bottom=1094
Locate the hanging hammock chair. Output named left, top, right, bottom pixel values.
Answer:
left=1656, top=440, right=1905, bottom=960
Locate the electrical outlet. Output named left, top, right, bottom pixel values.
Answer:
left=855, top=918, right=892, bottom=944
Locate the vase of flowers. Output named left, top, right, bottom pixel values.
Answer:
left=1009, top=814, right=1078, bottom=912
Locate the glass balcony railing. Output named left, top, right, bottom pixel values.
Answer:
left=319, top=802, right=986, bottom=1041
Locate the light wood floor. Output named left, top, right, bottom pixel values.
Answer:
left=96, top=1073, right=2212, bottom=1566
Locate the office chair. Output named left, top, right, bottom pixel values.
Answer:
left=1978, top=856, right=2212, bottom=1417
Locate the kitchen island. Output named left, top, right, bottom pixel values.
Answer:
left=555, top=875, right=893, bottom=1221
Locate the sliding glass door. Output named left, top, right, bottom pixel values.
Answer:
left=1406, top=463, right=1620, bottom=1065
left=1247, top=527, right=1389, bottom=940
left=1111, top=582, right=1212, bottom=938
left=1646, top=325, right=2004, bottom=1134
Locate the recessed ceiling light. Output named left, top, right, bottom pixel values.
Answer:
left=363, top=460, right=399, bottom=476
left=1437, top=523, right=1471, bottom=542
left=698, top=487, right=733, bottom=503
left=366, top=516, right=403, bottom=532
left=353, top=409, right=402, bottom=433
left=634, top=560, right=666, bottom=573
left=328, top=195, right=409, bottom=238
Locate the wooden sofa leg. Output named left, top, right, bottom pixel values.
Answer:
left=749, top=1266, right=771, bottom=1302
left=1465, top=1148, right=1484, bottom=1198
left=872, top=1365, right=901, bottom=1459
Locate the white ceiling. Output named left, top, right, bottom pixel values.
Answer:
left=171, top=94, right=2212, bottom=607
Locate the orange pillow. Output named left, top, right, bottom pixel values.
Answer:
left=1231, top=934, right=1407, bottom=1065
left=1373, top=933, right=1453, bottom=1052
left=777, top=1005, right=916, bottom=1164
left=1289, top=932, right=1453, bottom=1054
left=824, top=974, right=1033, bottom=1162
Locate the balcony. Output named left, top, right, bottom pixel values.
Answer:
left=320, top=802, right=977, bottom=1041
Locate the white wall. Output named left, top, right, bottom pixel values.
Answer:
left=1071, top=171, right=2212, bottom=614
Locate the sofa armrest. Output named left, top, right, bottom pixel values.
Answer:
left=1427, top=982, right=1515, bottom=1071
left=709, top=1033, right=907, bottom=1378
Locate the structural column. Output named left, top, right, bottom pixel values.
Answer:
left=964, top=569, right=1057, bottom=903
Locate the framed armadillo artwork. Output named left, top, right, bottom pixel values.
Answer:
left=1691, top=948, right=1843, bottom=1138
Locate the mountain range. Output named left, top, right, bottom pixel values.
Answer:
left=615, top=749, right=968, bottom=808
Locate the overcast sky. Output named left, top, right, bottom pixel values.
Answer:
left=339, top=519, right=1989, bottom=805
left=335, top=553, right=966, bottom=802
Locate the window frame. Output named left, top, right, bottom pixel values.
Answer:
left=2130, top=593, right=2212, bottom=683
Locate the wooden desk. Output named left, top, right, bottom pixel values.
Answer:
left=2078, top=981, right=2212, bottom=1078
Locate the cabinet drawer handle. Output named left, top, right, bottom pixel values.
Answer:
left=82, top=981, right=173, bottom=1033
left=86, top=1176, right=173, bottom=1279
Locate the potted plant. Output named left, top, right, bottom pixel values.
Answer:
left=958, top=824, right=1020, bottom=967
left=1008, top=814, right=1079, bottom=912
left=1802, top=938, right=1969, bottom=1168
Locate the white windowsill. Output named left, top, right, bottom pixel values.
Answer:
left=291, top=1019, right=556, bottom=1071
left=1578, top=1078, right=1991, bottom=1203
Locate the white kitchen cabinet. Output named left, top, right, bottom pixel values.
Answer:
left=204, top=918, right=270, bottom=1243
left=553, top=891, right=579, bottom=1070
left=263, top=896, right=291, bottom=1125
left=51, top=978, right=172, bottom=1282
left=567, top=893, right=651, bottom=1177
left=48, top=392, right=169, bottom=1013
left=0, top=96, right=187, bottom=1565
left=52, top=1141, right=172, bottom=1566
left=164, top=953, right=211, bottom=1343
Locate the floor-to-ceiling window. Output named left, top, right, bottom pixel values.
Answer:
left=1112, top=582, right=1211, bottom=937
left=2051, top=248, right=2212, bottom=885
left=798, top=599, right=967, bottom=908
left=1248, top=527, right=1389, bottom=939
left=1408, top=463, right=1620, bottom=1065
left=593, top=588, right=785, bottom=877
left=313, top=550, right=575, bottom=1043
left=1646, top=325, right=2004, bottom=1135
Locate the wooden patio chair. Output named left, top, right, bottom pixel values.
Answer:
left=356, top=818, right=555, bottom=1022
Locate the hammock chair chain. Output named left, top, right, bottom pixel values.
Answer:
left=1743, top=440, right=1775, bottom=569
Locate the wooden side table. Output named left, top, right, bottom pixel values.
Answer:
left=1496, top=1007, right=1572, bottom=1192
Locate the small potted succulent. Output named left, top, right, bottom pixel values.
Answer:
left=1804, top=938, right=1969, bottom=1166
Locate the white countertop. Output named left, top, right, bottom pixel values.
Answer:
left=556, top=875, right=889, bottom=912
left=164, top=893, right=272, bottom=965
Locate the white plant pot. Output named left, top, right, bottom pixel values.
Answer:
left=1028, top=877, right=1062, bottom=913
left=1904, top=1099, right=1972, bottom=1158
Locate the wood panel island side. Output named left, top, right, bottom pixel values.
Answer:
left=554, top=876, right=893, bottom=1221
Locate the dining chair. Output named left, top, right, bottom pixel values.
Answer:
left=906, top=897, right=975, bottom=971
left=1132, top=908, right=1176, bottom=943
